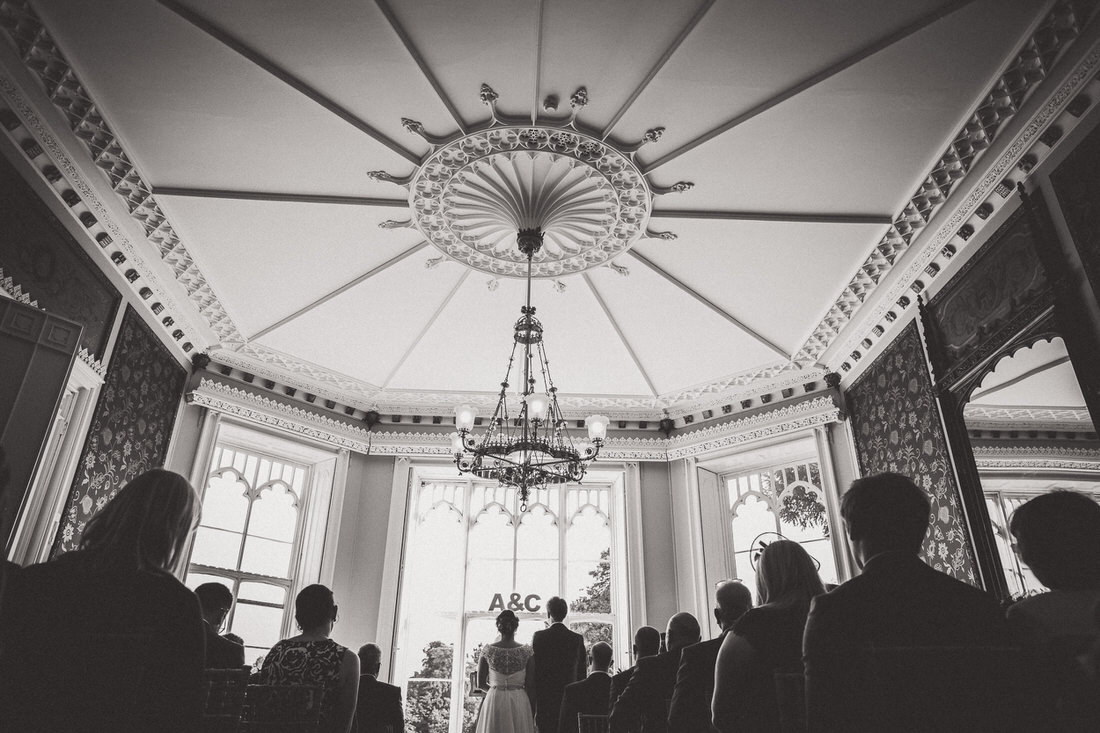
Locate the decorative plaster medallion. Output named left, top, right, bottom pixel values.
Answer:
left=409, top=128, right=649, bottom=277
left=372, top=85, right=687, bottom=278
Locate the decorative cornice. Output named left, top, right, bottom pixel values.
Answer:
left=797, top=3, right=1097, bottom=369
left=188, top=378, right=377, bottom=454
left=212, top=344, right=822, bottom=419
left=666, top=396, right=840, bottom=460
left=964, top=404, right=1094, bottom=430
left=188, top=379, right=840, bottom=460
left=0, top=2, right=241, bottom=347
left=974, top=444, right=1100, bottom=471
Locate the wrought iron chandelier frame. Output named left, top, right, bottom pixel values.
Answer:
left=451, top=228, right=608, bottom=510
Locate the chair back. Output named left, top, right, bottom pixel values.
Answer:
left=865, top=645, right=1028, bottom=732
left=240, top=684, right=326, bottom=733
left=202, top=667, right=250, bottom=733
left=577, top=713, right=610, bottom=733
left=773, top=672, right=806, bottom=733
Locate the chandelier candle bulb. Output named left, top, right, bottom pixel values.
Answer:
left=455, top=405, right=477, bottom=431
left=586, top=415, right=610, bottom=442
left=525, top=393, right=550, bottom=421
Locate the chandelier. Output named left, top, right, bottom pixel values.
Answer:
left=450, top=227, right=609, bottom=510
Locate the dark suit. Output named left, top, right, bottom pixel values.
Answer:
left=610, top=649, right=682, bottom=733
left=668, top=635, right=724, bottom=733
left=609, top=665, right=634, bottom=709
left=532, top=622, right=586, bottom=733
left=203, top=621, right=245, bottom=669
left=558, top=671, right=611, bottom=733
left=355, top=674, right=404, bottom=733
left=803, top=551, right=1009, bottom=732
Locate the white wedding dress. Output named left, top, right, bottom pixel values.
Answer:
left=475, top=643, right=536, bottom=733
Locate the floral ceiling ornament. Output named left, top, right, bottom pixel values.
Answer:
left=368, top=84, right=694, bottom=278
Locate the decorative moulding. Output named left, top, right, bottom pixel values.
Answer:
left=212, top=343, right=822, bottom=419
left=973, top=444, right=1100, bottom=472
left=0, top=71, right=202, bottom=358
left=800, top=4, right=1098, bottom=372
left=0, top=2, right=239, bottom=348
left=188, top=379, right=841, bottom=461
left=665, top=396, right=841, bottom=460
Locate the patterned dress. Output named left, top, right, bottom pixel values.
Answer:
left=256, top=638, right=348, bottom=732
left=476, top=643, right=536, bottom=733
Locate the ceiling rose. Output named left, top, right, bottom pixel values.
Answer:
left=370, top=84, right=693, bottom=278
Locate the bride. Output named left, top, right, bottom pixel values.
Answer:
left=475, top=610, right=536, bottom=733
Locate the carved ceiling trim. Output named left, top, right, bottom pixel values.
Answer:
left=0, top=1, right=243, bottom=348
left=210, top=343, right=821, bottom=419
left=974, top=444, right=1100, bottom=472
left=188, top=378, right=839, bottom=460
left=964, top=405, right=1094, bottom=424
left=797, top=2, right=1096, bottom=368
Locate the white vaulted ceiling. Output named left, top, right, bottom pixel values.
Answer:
left=6, top=0, right=1087, bottom=418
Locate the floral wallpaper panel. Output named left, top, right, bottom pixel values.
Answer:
left=51, top=306, right=187, bottom=555
left=845, top=322, right=978, bottom=584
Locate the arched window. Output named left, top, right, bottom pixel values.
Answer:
left=184, top=443, right=310, bottom=663
left=395, top=474, right=622, bottom=733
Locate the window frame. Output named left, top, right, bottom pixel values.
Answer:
left=392, top=466, right=629, bottom=733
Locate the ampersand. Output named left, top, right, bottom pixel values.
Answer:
left=507, top=592, right=524, bottom=612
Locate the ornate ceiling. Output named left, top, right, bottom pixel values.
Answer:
left=1, top=0, right=1097, bottom=420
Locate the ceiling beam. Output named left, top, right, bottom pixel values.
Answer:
left=381, top=270, right=471, bottom=389
left=971, top=355, right=1072, bottom=402
left=582, top=274, right=659, bottom=398
left=601, top=0, right=717, bottom=141
left=156, top=0, right=420, bottom=165
left=644, top=0, right=979, bottom=173
left=248, top=240, right=429, bottom=341
left=651, top=208, right=892, bottom=225
left=628, top=249, right=790, bottom=359
left=532, top=0, right=547, bottom=124
left=373, top=0, right=467, bottom=134
left=153, top=186, right=408, bottom=208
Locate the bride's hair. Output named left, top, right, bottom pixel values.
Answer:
left=495, top=609, right=519, bottom=635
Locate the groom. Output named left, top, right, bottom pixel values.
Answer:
left=532, top=596, right=586, bottom=733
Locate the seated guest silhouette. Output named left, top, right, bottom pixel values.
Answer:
left=610, top=612, right=701, bottom=733
left=255, top=584, right=360, bottom=733
left=803, top=472, right=1009, bottom=732
left=713, top=543, right=823, bottom=733
left=557, top=641, right=613, bottom=733
left=1007, top=490, right=1100, bottom=728
left=532, top=596, right=586, bottom=733
left=195, top=581, right=246, bottom=669
left=354, top=643, right=404, bottom=733
left=669, top=580, right=751, bottom=733
left=610, top=625, right=660, bottom=710
left=0, top=468, right=205, bottom=732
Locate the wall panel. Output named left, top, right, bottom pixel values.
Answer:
left=845, top=322, right=978, bottom=584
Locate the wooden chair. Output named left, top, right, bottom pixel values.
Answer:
left=577, top=713, right=610, bottom=733
left=239, top=684, right=326, bottom=733
left=774, top=672, right=806, bottom=733
left=202, top=667, right=250, bottom=733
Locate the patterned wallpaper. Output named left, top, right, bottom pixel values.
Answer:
left=52, top=306, right=187, bottom=555
left=0, top=153, right=120, bottom=360
left=845, top=322, right=978, bottom=584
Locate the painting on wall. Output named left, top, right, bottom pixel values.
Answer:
left=846, top=322, right=978, bottom=585
left=0, top=153, right=120, bottom=360
left=52, top=306, right=187, bottom=555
